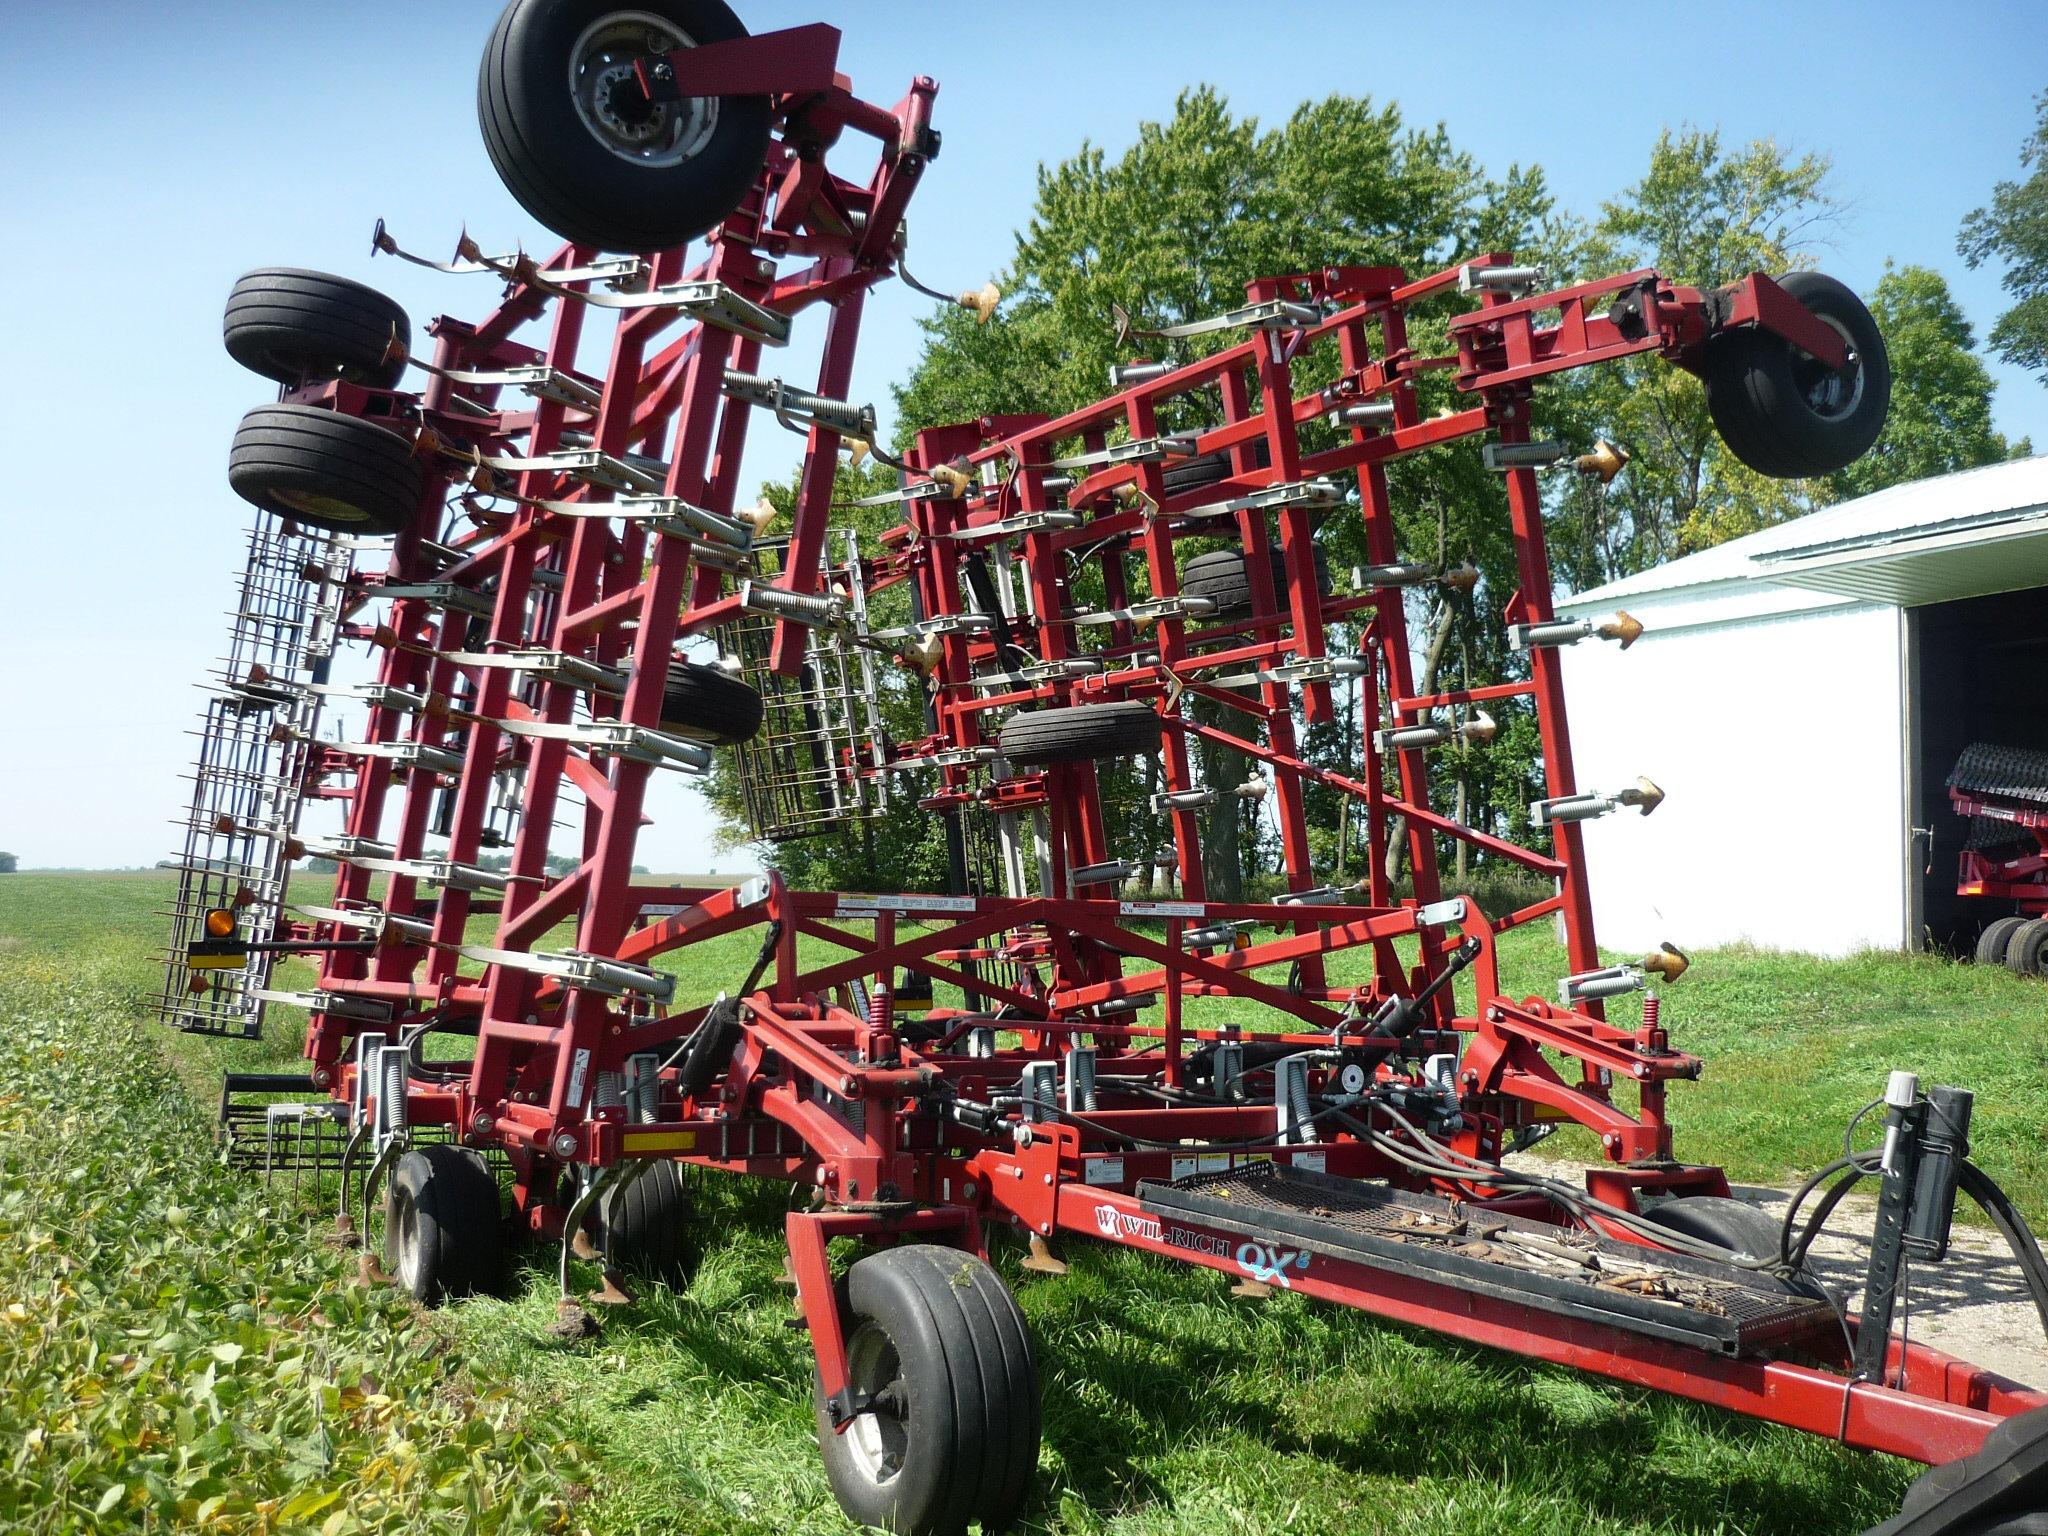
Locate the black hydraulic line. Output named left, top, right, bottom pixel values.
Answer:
left=1033, top=1098, right=1352, bottom=1153
left=1791, top=1164, right=1870, bottom=1268
left=1957, top=1160, right=2048, bottom=1343
left=1781, top=1157, right=2048, bottom=1346
left=669, top=919, right=784, bottom=1098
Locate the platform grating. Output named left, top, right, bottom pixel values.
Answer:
left=1142, top=1160, right=1839, bottom=1355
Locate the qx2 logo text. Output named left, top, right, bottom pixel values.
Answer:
left=1235, top=1241, right=1311, bottom=1289
left=1092, top=1204, right=1311, bottom=1286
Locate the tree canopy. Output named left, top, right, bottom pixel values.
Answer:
left=1829, top=264, right=2026, bottom=499
left=1960, top=89, right=2048, bottom=381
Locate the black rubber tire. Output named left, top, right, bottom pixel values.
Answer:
left=223, top=268, right=410, bottom=389
left=1975, top=916, right=2029, bottom=967
left=1181, top=544, right=1332, bottom=618
left=385, top=1145, right=502, bottom=1304
left=228, top=404, right=425, bottom=536
left=1643, top=1194, right=1785, bottom=1263
left=998, top=701, right=1161, bottom=766
left=1162, top=442, right=1269, bottom=494
left=1878, top=1400, right=2048, bottom=1536
left=479, top=0, right=773, bottom=254
left=659, top=661, right=763, bottom=744
left=1704, top=328, right=1795, bottom=475
left=2005, top=918, right=2048, bottom=977
left=813, top=1245, right=1039, bottom=1536
left=596, top=1159, right=698, bottom=1286
left=1706, top=271, right=1890, bottom=478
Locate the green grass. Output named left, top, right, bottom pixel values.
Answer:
left=2, top=870, right=2043, bottom=1533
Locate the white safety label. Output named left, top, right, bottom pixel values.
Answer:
left=835, top=894, right=979, bottom=917
left=1082, top=1155, right=1126, bottom=1186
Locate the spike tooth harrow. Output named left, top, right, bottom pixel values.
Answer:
left=159, top=9, right=2048, bottom=1532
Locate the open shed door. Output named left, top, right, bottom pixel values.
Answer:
left=1905, top=588, right=2048, bottom=953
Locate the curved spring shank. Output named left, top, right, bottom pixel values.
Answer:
left=335, top=1120, right=373, bottom=1231
left=556, top=1159, right=654, bottom=1297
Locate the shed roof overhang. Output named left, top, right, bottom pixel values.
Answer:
left=1757, top=505, right=2048, bottom=608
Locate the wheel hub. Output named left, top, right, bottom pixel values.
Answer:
left=1790, top=316, right=1863, bottom=422
left=594, top=68, right=662, bottom=141
left=569, top=12, right=719, bottom=169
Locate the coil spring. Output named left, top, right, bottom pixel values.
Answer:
left=626, top=1052, right=661, bottom=1124
left=378, top=1045, right=410, bottom=1136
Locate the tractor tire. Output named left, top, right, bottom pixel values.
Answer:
left=1181, top=544, right=1332, bottom=618
left=228, top=404, right=425, bottom=536
left=1975, top=916, right=2029, bottom=967
left=2005, top=918, right=2048, bottom=977
left=479, top=0, right=774, bottom=254
left=1705, top=271, right=1890, bottom=479
left=813, top=1245, right=1039, bottom=1536
left=223, top=268, right=411, bottom=389
left=596, top=1160, right=699, bottom=1287
left=385, top=1145, right=503, bottom=1304
left=1643, top=1194, right=1785, bottom=1264
left=998, top=701, right=1161, bottom=766
left=660, top=661, right=763, bottom=744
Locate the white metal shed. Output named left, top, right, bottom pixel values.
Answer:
left=1554, top=455, right=2048, bottom=959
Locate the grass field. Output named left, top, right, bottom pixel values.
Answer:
left=2, top=870, right=2043, bottom=1534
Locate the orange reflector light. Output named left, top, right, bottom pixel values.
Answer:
left=204, top=908, right=237, bottom=938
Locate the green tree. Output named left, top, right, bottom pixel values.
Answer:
left=1830, top=264, right=2024, bottom=498
left=1959, top=89, right=2048, bottom=381
left=1547, top=129, right=1839, bottom=583
left=0, top=853, right=15, bottom=874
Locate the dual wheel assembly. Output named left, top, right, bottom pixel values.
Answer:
left=1973, top=916, right=2048, bottom=976
left=216, top=266, right=768, bottom=744
left=223, top=269, right=423, bottom=537
left=380, top=1148, right=1039, bottom=1536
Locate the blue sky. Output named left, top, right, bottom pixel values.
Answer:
left=1, top=0, right=2041, bottom=871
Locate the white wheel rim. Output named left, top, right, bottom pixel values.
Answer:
left=568, top=12, right=721, bottom=170
left=841, top=1321, right=909, bottom=1487
left=394, top=1192, right=423, bottom=1292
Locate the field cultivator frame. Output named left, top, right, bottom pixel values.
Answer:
left=166, top=7, right=2048, bottom=1532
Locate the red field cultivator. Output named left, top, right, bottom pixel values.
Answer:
left=1953, top=744, right=2048, bottom=975
left=164, top=3, right=2048, bottom=1531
